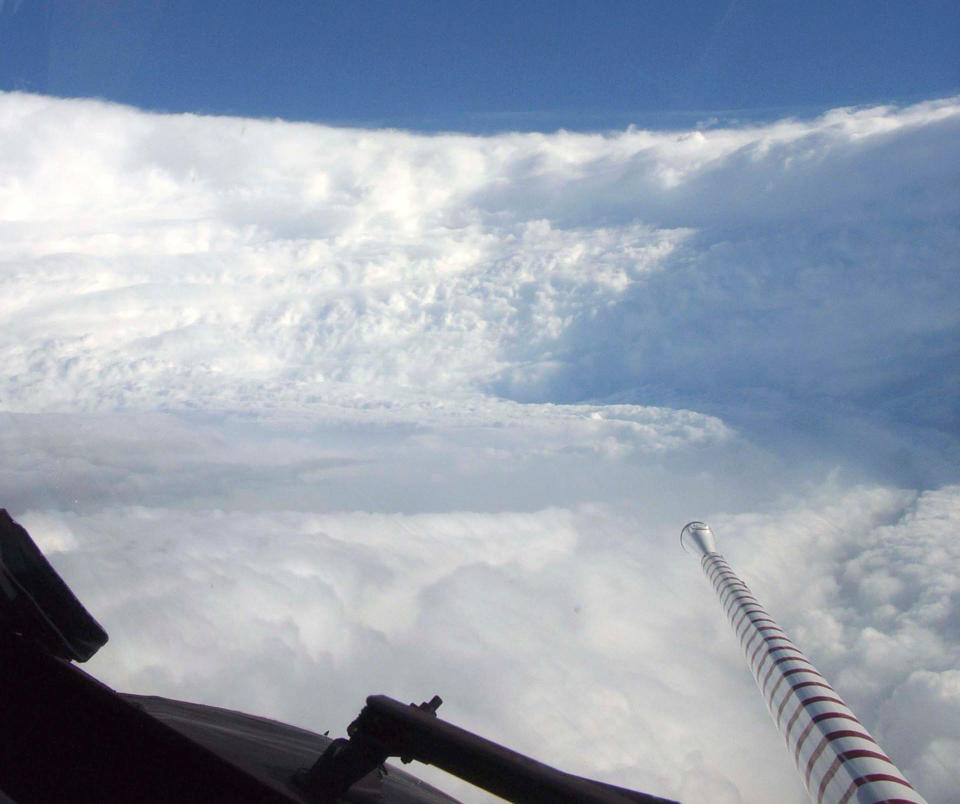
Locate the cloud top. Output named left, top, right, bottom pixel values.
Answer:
left=2, top=92, right=959, bottom=802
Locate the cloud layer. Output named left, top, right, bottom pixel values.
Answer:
left=2, top=92, right=959, bottom=802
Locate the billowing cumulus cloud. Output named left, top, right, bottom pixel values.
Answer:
left=2, top=91, right=959, bottom=802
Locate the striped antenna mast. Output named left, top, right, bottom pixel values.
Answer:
left=680, top=521, right=927, bottom=804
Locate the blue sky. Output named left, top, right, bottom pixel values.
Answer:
left=1, top=0, right=957, bottom=130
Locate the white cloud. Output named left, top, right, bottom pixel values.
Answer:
left=20, top=485, right=958, bottom=803
left=2, top=92, right=959, bottom=802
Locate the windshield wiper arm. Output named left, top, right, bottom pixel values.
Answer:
left=299, top=694, right=678, bottom=804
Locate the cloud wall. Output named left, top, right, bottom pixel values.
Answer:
left=2, top=92, right=959, bottom=802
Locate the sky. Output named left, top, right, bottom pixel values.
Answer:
left=1, top=3, right=959, bottom=803
left=1, top=1, right=958, bottom=129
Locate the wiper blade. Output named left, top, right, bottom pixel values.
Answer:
left=299, top=695, right=678, bottom=804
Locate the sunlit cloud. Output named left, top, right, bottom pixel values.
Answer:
left=2, top=91, right=959, bottom=802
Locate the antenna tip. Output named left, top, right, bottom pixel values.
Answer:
left=681, top=521, right=718, bottom=556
